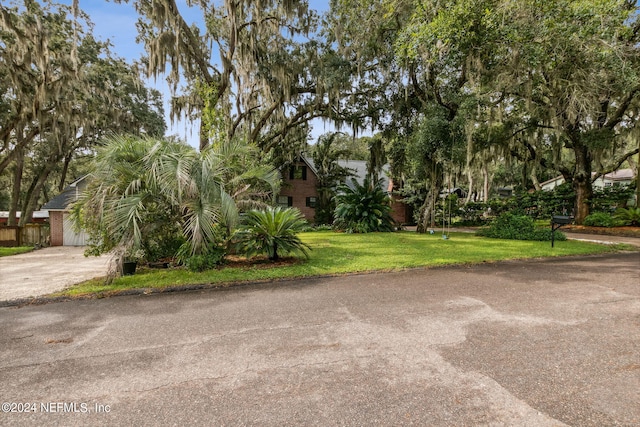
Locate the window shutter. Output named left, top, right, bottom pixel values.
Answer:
left=289, top=167, right=294, bottom=180
left=288, top=196, right=293, bottom=207
left=302, top=166, right=307, bottom=180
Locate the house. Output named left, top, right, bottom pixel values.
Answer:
left=277, top=156, right=412, bottom=224
left=41, top=175, right=90, bottom=246
left=0, top=211, right=49, bottom=225
left=540, top=168, right=636, bottom=191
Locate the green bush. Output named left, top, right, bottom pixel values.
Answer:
left=301, top=224, right=333, bottom=232
left=453, top=181, right=633, bottom=225
left=613, top=207, right=640, bottom=226
left=456, top=201, right=489, bottom=225
left=590, top=186, right=636, bottom=214
left=184, top=247, right=226, bottom=272
left=477, top=212, right=566, bottom=241
left=583, top=212, right=614, bottom=227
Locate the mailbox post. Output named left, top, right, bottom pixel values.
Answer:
left=551, top=215, right=572, bottom=248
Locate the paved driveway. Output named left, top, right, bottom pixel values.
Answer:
left=0, top=247, right=110, bottom=301
left=1, top=253, right=638, bottom=426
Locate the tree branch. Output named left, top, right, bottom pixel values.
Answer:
left=605, top=85, right=640, bottom=130
left=592, top=147, right=640, bottom=182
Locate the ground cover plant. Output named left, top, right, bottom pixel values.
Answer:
left=0, top=246, right=34, bottom=257
left=52, top=231, right=629, bottom=297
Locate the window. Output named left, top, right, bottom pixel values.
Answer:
left=277, top=195, right=292, bottom=207
left=305, top=197, right=317, bottom=208
left=289, top=165, right=307, bottom=180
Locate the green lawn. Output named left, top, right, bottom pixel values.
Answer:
left=53, top=231, right=633, bottom=297
left=0, top=246, right=34, bottom=257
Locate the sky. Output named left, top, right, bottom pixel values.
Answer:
left=60, top=0, right=336, bottom=148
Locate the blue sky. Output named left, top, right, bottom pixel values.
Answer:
left=62, top=0, right=335, bottom=148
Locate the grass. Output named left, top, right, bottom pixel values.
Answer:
left=53, top=231, right=634, bottom=298
left=0, top=246, right=34, bottom=257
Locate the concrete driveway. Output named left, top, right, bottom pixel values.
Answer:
left=0, top=246, right=110, bottom=301
left=0, top=252, right=638, bottom=426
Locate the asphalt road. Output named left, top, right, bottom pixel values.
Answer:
left=1, top=252, right=639, bottom=426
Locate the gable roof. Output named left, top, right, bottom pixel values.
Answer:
left=302, top=156, right=391, bottom=192
left=41, top=175, right=90, bottom=211
left=602, top=168, right=635, bottom=181
left=337, top=160, right=391, bottom=191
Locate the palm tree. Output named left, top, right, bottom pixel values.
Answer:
left=234, top=206, right=311, bottom=261
left=333, top=177, right=395, bottom=233
left=73, top=135, right=280, bottom=265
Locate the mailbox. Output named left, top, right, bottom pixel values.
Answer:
left=552, top=215, right=572, bottom=225
left=551, top=215, right=573, bottom=247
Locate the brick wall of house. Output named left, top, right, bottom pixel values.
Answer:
left=278, top=162, right=319, bottom=222
left=49, top=211, right=64, bottom=246
left=390, top=195, right=412, bottom=225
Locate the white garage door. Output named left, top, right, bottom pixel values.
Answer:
left=63, top=213, right=89, bottom=246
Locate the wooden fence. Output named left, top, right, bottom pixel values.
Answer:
left=0, top=224, right=50, bottom=247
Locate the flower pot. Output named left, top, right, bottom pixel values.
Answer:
left=122, top=261, right=137, bottom=276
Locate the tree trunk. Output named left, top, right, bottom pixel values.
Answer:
left=19, top=161, right=56, bottom=227
left=482, top=165, right=490, bottom=202
left=417, top=171, right=442, bottom=233
left=58, top=152, right=73, bottom=192
left=464, top=171, right=473, bottom=204
left=19, top=173, right=40, bottom=226
left=632, top=140, right=640, bottom=207
left=636, top=155, right=640, bottom=208
left=530, top=163, right=542, bottom=191
left=573, top=143, right=592, bottom=224
left=199, top=120, right=208, bottom=151
left=8, top=145, right=24, bottom=226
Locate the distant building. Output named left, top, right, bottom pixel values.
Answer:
left=540, top=169, right=636, bottom=191
left=278, top=156, right=412, bottom=224
left=0, top=211, right=49, bottom=225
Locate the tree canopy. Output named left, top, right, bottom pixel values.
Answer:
left=324, top=0, right=640, bottom=225
left=2, top=0, right=638, bottom=230
left=0, top=0, right=165, bottom=225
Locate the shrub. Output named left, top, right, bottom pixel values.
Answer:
left=583, top=212, right=614, bottom=227
left=234, top=207, right=311, bottom=261
left=590, top=186, right=636, bottom=214
left=333, top=177, right=395, bottom=233
left=613, top=207, right=640, bottom=226
left=477, top=212, right=566, bottom=241
left=301, top=224, right=333, bottom=232
left=184, top=247, right=226, bottom=272
left=456, top=201, right=489, bottom=225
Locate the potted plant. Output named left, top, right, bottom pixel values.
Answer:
left=122, top=248, right=145, bottom=276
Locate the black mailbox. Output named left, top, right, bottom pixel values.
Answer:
left=552, top=215, right=572, bottom=225
left=551, top=215, right=573, bottom=247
